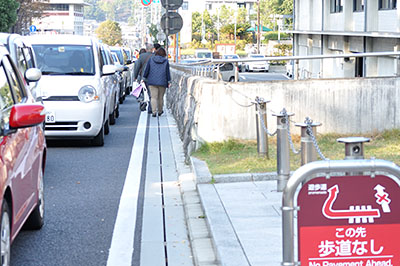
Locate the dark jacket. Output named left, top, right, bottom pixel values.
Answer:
left=133, top=52, right=153, bottom=81
left=143, top=55, right=171, bottom=88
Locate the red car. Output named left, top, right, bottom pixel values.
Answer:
left=0, top=44, right=46, bottom=265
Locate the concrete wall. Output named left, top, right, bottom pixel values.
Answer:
left=167, top=67, right=400, bottom=156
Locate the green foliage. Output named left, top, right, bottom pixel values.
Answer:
left=95, top=20, right=122, bottom=46
left=193, top=130, right=400, bottom=175
left=262, top=31, right=291, bottom=42
left=271, top=43, right=292, bottom=64
left=85, top=0, right=133, bottom=22
left=260, top=0, right=293, bottom=28
left=191, top=10, right=217, bottom=45
left=181, top=49, right=195, bottom=56
left=197, top=139, right=247, bottom=154
left=0, top=0, right=19, bottom=32
left=12, top=0, right=48, bottom=34
left=148, top=23, right=158, bottom=42
left=84, top=0, right=106, bottom=22
left=236, top=50, right=247, bottom=57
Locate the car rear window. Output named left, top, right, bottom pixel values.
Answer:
left=32, top=44, right=95, bottom=75
left=111, top=49, right=124, bottom=65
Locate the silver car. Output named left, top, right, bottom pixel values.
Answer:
left=0, top=33, right=42, bottom=101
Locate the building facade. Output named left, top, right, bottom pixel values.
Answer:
left=33, top=0, right=88, bottom=35
left=292, top=0, right=400, bottom=78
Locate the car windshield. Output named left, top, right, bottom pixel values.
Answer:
left=32, top=44, right=95, bottom=75
left=196, top=52, right=212, bottom=58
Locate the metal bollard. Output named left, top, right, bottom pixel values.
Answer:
left=295, top=121, right=322, bottom=165
left=273, top=110, right=294, bottom=192
left=337, top=137, right=370, bottom=175
left=254, top=97, right=270, bottom=158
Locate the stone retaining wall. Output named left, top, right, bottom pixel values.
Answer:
left=166, top=66, right=400, bottom=157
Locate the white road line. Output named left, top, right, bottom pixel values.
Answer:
left=106, top=111, right=147, bottom=266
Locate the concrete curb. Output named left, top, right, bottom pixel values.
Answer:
left=166, top=109, right=219, bottom=266
left=213, top=172, right=279, bottom=183
left=191, top=157, right=213, bottom=184
left=197, top=184, right=250, bottom=266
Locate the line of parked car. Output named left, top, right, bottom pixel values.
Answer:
left=180, top=53, right=271, bottom=82
left=0, top=32, right=136, bottom=266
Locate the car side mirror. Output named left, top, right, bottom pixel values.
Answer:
left=9, top=104, right=45, bottom=129
left=102, top=65, right=117, bottom=76
left=115, top=64, right=124, bottom=72
left=126, top=60, right=132, bottom=65
left=25, top=68, right=41, bottom=82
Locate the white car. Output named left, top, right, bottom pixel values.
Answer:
left=28, top=35, right=117, bottom=146
left=286, top=60, right=294, bottom=78
left=245, top=54, right=270, bottom=72
left=100, top=44, right=122, bottom=125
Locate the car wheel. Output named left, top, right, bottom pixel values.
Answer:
left=109, top=111, right=116, bottom=125
left=229, top=77, right=235, bottom=82
left=115, top=104, right=120, bottom=118
left=1, top=201, right=11, bottom=266
left=104, top=119, right=110, bottom=135
left=92, top=124, right=104, bottom=146
left=23, top=170, right=44, bottom=230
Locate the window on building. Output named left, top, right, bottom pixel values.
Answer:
left=379, top=0, right=397, bottom=9
left=353, top=0, right=364, bottom=11
left=237, top=3, right=245, bottom=8
left=330, top=0, right=343, bottom=13
left=182, top=1, right=188, bottom=10
left=74, top=5, right=83, bottom=12
left=206, top=4, right=212, bottom=10
left=47, top=4, right=69, bottom=11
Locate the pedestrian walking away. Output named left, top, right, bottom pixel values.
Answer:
left=133, top=43, right=161, bottom=113
left=142, top=47, right=171, bottom=117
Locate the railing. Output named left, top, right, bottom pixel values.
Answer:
left=172, top=51, right=400, bottom=81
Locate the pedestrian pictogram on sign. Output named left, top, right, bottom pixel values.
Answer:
left=29, top=25, right=37, bottom=33
left=298, top=175, right=400, bottom=266
left=141, top=0, right=152, bottom=6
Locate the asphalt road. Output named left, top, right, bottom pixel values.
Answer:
left=11, top=96, right=141, bottom=266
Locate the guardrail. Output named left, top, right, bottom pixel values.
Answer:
left=172, top=51, right=400, bottom=82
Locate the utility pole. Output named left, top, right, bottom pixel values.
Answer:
left=165, top=0, right=169, bottom=57
left=257, top=0, right=261, bottom=54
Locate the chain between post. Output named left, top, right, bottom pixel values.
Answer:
left=258, top=109, right=277, bottom=136
left=304, top=117, right=328, bottom=160
left=283, top=109, right=301, bottom=155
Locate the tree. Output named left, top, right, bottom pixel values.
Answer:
left=260, top=0, right=293, bottom=29
left=95, top=20, right=122, bottom=46
left=84, top=0, right=106, bottom=22
left=99, top=0, right=133, bottom=22
left=191, top=10, right=215, bottom=45
left=0, top=0, right=19, bottom=32
left=12, top=0, right=48, bottom=35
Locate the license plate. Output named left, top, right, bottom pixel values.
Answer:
left=46, top=112, right=56, bottom=123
